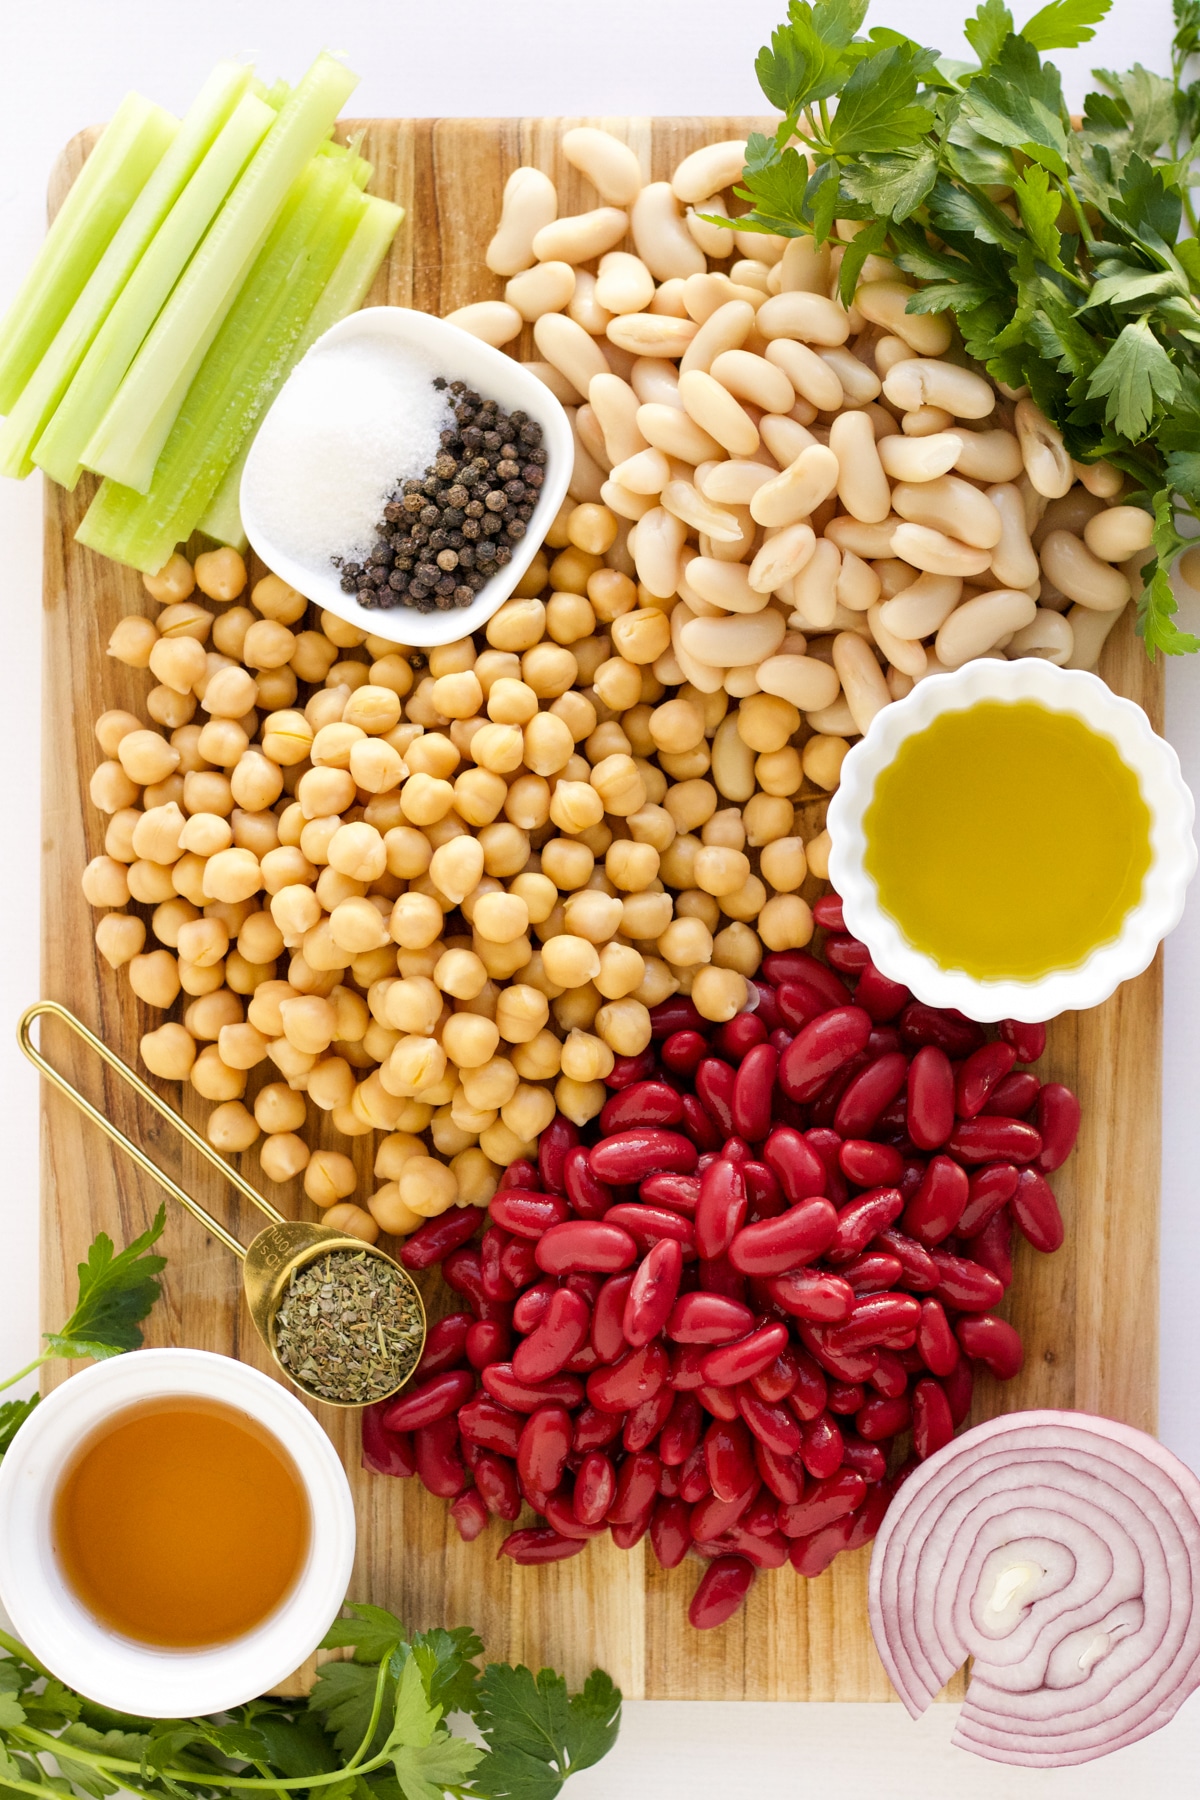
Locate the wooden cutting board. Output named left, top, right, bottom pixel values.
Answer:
left=38, top=116, right=1162, bottom=1703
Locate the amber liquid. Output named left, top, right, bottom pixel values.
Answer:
left=863, top=700, right=1152, bottom=980
left=52, top=1396, right=310, bottom=1648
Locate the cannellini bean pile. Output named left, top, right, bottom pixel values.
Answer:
left=81, top=127, right=1153, bottom=1250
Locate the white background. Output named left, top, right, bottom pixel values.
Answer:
left=3, top=2, right=1200, bottom=1792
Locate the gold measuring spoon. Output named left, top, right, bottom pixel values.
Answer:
left=19, top=1000, right=426, bottom=1409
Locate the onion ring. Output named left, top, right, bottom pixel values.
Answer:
left=868, top=1410, right=1200, bottom=1765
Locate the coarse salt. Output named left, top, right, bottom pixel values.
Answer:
left=246, top=335, right=453, bottom=569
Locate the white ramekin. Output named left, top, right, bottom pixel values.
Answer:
left=0, top=1349, right=355, bottom=1716
left=241, top=305, right=574, bottom=649
left=827, top=660, right=1197, bottom=1022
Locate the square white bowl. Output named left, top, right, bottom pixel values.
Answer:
left=240, top=306, right=573, bottom=649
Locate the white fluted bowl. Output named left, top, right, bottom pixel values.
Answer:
left=827, top=660, right=1196, bottom=1022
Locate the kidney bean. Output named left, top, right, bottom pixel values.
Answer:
left=765, top=949, right=851, bottom=1004
left=501, top=1527, right=587, bottom=1565
left=779, top=1006, right=873, bottom=1104
left=775, top=981, right=831, bottom=1031
left=873, top=1227, right=939, bottom=1290
left=641, top=1173, right=701, bottom=1214
left=697, top=1376, right=740, bottom=1419
left=361, top=1401, right=416, bottom=1478
left=843, top=1477, right=894, bottom=1551
left=414, top=1416, right=468, bottom=1498
left=716, top=1012, right=769, bottom=1057
left=798, top=1323, right=880, bottom=1384
left=827, top=1187, right=905, bottom=1262
left=458, top=1393, right=523, bottom=1457
left=671, top=1344, right=709, bottom=1390
left=516, top=1404, right=573, bottom=1504
left=498, top=1158, right=539, bottom=1191
left=901, top=1153, right=969, bottom=1246
left=810, top=1051, right=871, bottom=1129
left=662, top=1029, right=707, bottom=1075
left=747, top=1345, right=799, bottom=1405
left=473, top=1234, right=511, bottom=1296
left=606, top=1048, right=659, bottom=1090
left=702, top=1323, right=791, bottom=1388
left=650, top=1496, right=692, bottom=1568
left=916, top=1297, right=959, bottom=1378
left=758, top=1129, right=822, bottom=1208
left=828, top=1292, right=922, bottom=1354
left=839, top=1437, right=887, bottom=1483
left=955, top=1042, right=1017, bottom=1120
left=383, top=1368, right=475, bottom=1434
left=868, top=1348, right=910, bottom=1399
left=753, top=1439, right=804, bottom=1505
left=698, top=1256, right=749, bottom=1305
left=802, top=1128, right=848, bottom=1205
left=856, top=1393, right=911, bottom=1442
left=604, top=1206, right=695, bottom=1257
left=728, top=1197, right=838, bottom=1277
left=400, top=1208, right=481, bottom=1269
left=971, top=1207, right=1014, bottom=1288
left=678, top=1444, right=712, bottom=1504
left=998, top=1017, right=1047, bottom=1063
left=587, top=1340, right=669, bottom=1413
left=538, top=1114, right=579, bottom=1194
left=567, top=1342, right=603, bottom=1376
left=737, top=1390, right=802, bottom=1457
left=1010, top=1166, right=1065, bottom=1253
left=694, top=1159, right=748, bottom=1262
left=589, top=1272, right=636, bottom=1364
left=957, top=1312, right=1024, bottom=1379
left=490, top=1190, right=571, bottom=1240
left=790, top=1513, right=858, bottom=1577
left=603, top=1450, right=659, bottom=1525
left=600, top=1081, right=685, bottom=1136
left=721, top=1524, right=790, bottom=1570
left=657, top=1391, right=702, bottom=1467
left=536, top=1220, right=638, bottom=1276
left=688, top=1556, right=756, bottom=1629
left=755, top=983, right=784, bottom=1031
left=899, top=1002, right=986, bottom=1058
left=942, top=1354, right=974, bottom=1426
left=839, top=1138, right=905, bottom=1189
left=929, top=1247, right=1005, bottom=1312
left=855, top=959, right=911, bottom=1022
left=731, top=1043, right=778, bottom=1143
left=449, top=1488, right=489, bottom=1541
left=589, top=1129, right=699, bottom=1185
left=743, top=1161, right=786, bottom=1222
left=778, top=1468, right=865, bottom=1538
left=468, top=1319, right=512, bottom=1370
left=499, top=1236, right=539, bottom=1289
left=841, top=1251, right=902, bottom=1295
left=799, top=1410, right=844, bottom=1480
left=866, top=1028, right=903, bottom=1060
left=695, top=1058, right=736, bottom=1138
left=826, top=1380, right=865, bottom=1415
left=624, top=1385, right=675, bottom=1454
left=512, top=1281, right=557, bottom=1337
left=690, top=1483, right=758, bottom=1541
left=481, top=1363, right=585, bottom=1414
left=904, top=1045, right=955, bottom=1151
left=782, top=1349, right=828, bottom=1421
left=473, top=1450, right=522, bottom=1520
left=738, top=1490, right=781, bottom=1539
left=618, top=1240, right=682, bottom=1353
left=824, top=933, right=869, bottom=975
left=947, top=1117, right=1043, bottom=1164
left=667, top=1289, right=755, bottom=1344
left=413, top=1312, right=471, bottom=1381
left=834, top=1052, right=908, bottom=1139
left=573, top=1404, right=624, bottom=1453
left=542, top=1487, right=606, bottom=1540
left=704, top=1416, right=758, bottom=1501
left=983, top=1072, right=1040, bottom=1117
left=812, top=893, right=846, bottom=932
left=956, top=1163, right=1019, bottom=1237
left=911, top=1377, right=954, bottom=1461
left=1034, top=1081, right=1080, bottom=1172
left=765, top=1268, right=855, bottom=1324
left=513, top=1286, right=591, bottom=1385
left=649, top=995, right=704, bottom=1038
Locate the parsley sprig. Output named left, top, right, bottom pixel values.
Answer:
left=0, top=1603, right=619, bottom=1800
left=728, top=0, right=1200, bottom=657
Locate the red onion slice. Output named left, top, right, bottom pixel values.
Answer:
left=868, top=1411, right=1200, bottom=1766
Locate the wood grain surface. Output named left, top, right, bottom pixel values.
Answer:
left=39, top=117, right=1162, bottom=1703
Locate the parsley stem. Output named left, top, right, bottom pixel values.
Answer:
left=343, top=1657, right=392, bottom=1772
left=8, top=1726, right=393, bottom=1790
left=0, top=1627, right=50, bottom=1678
left=0, top=1357, right=48, bottom=1395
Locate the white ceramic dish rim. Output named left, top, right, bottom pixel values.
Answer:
left=827, top=659, right=1198, bottom=1023
left=240, top=306, right=574, bottom=649
left=0, top=1349, right=355, bottom=1717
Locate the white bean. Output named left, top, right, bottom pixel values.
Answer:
left=533, top=207, right=629, bottom=265
left=749, top=522, right=816, bottom=593
left=1014, top=399, right=1073, bottom=498
left=699, top=459, right=775, bottom=505
left=807, top=697, right=858, bottom=735
left=756, top=291, right=851, bottom=347
left=601, top=478, right=656, bottom=520
left=1064, top=601, right=1123, bottom=670
left=588, top=372, right=648, bottom=466
left=868, top=602, right=927, bottom=679
left=757, top=652, right=841, bottom=711
left=636, top=400, right=723, bottom=463
left=661, top=479, right=742, bottom=541
left=610, top=445, right=671, bottom=494
left=1006, top=608, right=1074, bottom=664
left=672, top=140, right=747, bottom=204
left=830, top=411, right=890, bottom=525
left=820, top=347, right=881, bottom=406
left=686, top=195, right=734, bottom=260
left=650, top=277, right=690, bottom=318
left=632, top=506, right=688, bottom=598
left=935, top=589, right=1038, bottom=667
left=504, top=261, right=575, bottom=321
left=525, top=359, right=582, bottom=404
left=680, top=608, right=786, bottom=666
left=854, top=280, right=952, bottom=356
left=891, top=475, right=1003, bottom=550
left=877, top=573, right=961, bottom=640
left=882, top=358, right=995, bottom=419
left=575, top=403, right=612, bottom=472
left=678, top=299, right=755, bottom=377
left=832, top=631, right=890, bottom=735
left=630, top=357, right=683, bottom=408
left=606, top=313, right=698, bottom=358
left=878, top=433, right=961, bottom=483
left=836, top=549, right=881, bottom=613
left=780, top=237, right=831, bottom=294
left=687, top=558, right=765, bottom=613
left=562, top=127, right=643, bottom=205
left=1084, top=504, right=1155, bottom=562
left=567, top=269, right=614, bottom=335
left=594, top=251, right=655, bottom=315
left=789, top=539, right=841, bottom=629
left=902, top=405, right=956, bottom=437
left=444, top=301, right=522, bottom=347
left=730, top=258, right=771, bottom=294
left=750, top=443, right=840, bottom=527
left=1075, top=457, right=1124, bottom=498
left=875, top=335, right=917, bottom=376
left=534, top=312, right=610, bottom=396
left=948, top=428, right=1024, bottom=482
left=824, top=516, right=900, bottom=559
left=487, top=167, right=557, bottom=276
left=892, top=522, right=994, bottom=577
left=700, top=502, right=754, bottom=563
left=725, top=663, right=764, bottom=697
left=670, top=602, right=725, bottom=692
left=710, top=348, right=793, bottom=413
left=631, top=182, right=707, bottom=282
left=734, top=231, right=786, bottom=265
left=765, top=338, right=843, bottom=411
left=567, top=410, right=607, bottom=503
left=987, top=483, right=1040, bottom=590
left=679, top=368, right=759, bottom=456
left=760, top=414, right=817, bottom=470
left=1039, top=529, right=1132, bottom=611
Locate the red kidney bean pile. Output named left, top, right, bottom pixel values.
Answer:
left=361, top=895, right=1081, bottom=1631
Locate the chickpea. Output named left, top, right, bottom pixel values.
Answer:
left=148, top=634, right=207, bottom=694
left=473, top=890, right=529, bottom=944
left=107, top=615, right=158, bottom=668
left=211, top=608, right=253, bottom=660
left=276, top=993, right=334, bottom=1056
left=658, top=916, right=713, bottom=967
left=510, top=1027, right=563, bottom=1081
left=663, top=779, right=717, bottom=834
left=713, top=920, right=763, bottom=976
left=146, top=686, right=197, bottom=730
left=307, top=1056, right=356, bottom=1112
left=677, top=888, right=721, bottom=929
left=755, top=746, right=804, bottom=798
left=290, top=631, right=338, bottom=683
left=94, top=710, right=142, bottom=758
left=595, top=996, right=653, bottom=1055
left=451, top=1147, right=500, bottom=1208
left=96, top=912, right=146, bottom=969
left=194, top=546, right=246, bottom=600
left=760, top=836, right=808, bottom=892
left=659, top=833, right=700, bottom=889
left=202, top=846, right=262, bottom=904
left=550, top=691, right=598, bottom=745
left=487, top=596, right=546, bottom=652
left=426, top=836, right=483, bottom=906
left=606, top=839, right=660, bottom=891
left=81, top=855, right=131, bottom=909
left=621, top=889, right=674, bottom=940
left=329, top=896, right=390, bottom=953
left=388, top=891, right=445, bottom=950
left=694, top=844, right=751, bottom=898
left=509, top=871, right=558, bottom=926
left=554, top=1074, right=607, bottom=1125
left=206, top=1100, right=259, bottom=1153
left=319, top=1201, right=377, bottom=1242
left=802, top=735, right=850, bottom=791
left=198, top=718, right=250, bottom=768
left=595, top=942, right=645, bottom=999
left=230, top=752, right=283, bottom=813
left=373, top=1132, right=427, bottom=1181
left=382, top=1034, right=447, bottom=1098
left=502, top=1082, right=557, bottom=1143
left=441, top=1011, right=501, bottom=1069
left=250, top=1083, right=304, bottom=1136
left=143, top=552, right=196, bottom=605
left=184, top=989, right=242, bottom=1042
left=546, top=591, right=595, bottom=646
left=563, top=888, right=623, bottom=944
left=691, top=965, right=748, bottom=1022
left=593, top=656, right=643, bottom=713
left=737, top=693, right=801, bottom=753
left=201, top=665, right=257, bottom=720
left=248, top=572, right=306, bottom=623
left=366, top=1182, right=424, bottom=1236
left=140, top=1020, right=196, bottom=1079
left=116, top=729, right=179, bottom=788
left=758, top=892, right=815, bottom=950
left=634, top=956, right=678, bottom=1007
left=744, top=792, right=794, bottom=845
left=806, top=827, right=832, bottom=880
left=255, top=667, right=298, bottom=711
left=304, top=1149, right=358, bottom=1207
left=398, top=1156, right=458, bottom=1217
left=459, top=1056, right=519, bottom=1111
left=190, top=1045, right=246, bottom=1102
left=174, top=915, right=228, bottom=969
left=128, top=949, right=180, bottom=1008
left=184, top=769, right=234, bottom=818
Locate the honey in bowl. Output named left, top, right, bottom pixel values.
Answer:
left=862, top=699, right=1152, bottom=981
left=52, top=1395, right=310, bottom=1648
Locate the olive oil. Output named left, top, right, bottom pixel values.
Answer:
left=862, top=700, right=1151, bottom=980
left=53, top=1396, right=310, bottom=1648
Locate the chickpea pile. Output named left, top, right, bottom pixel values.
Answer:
left=83, top=126, right=1153, bottom=1249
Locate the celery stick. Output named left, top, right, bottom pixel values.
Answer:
left=76, top=160, right=365, bottom=572
left=0, top=93, right=177, bottom=413
left=82, top=52, right=358, bottom=493
left=30, top=88, right=275, bottom=488
left=197, top=191, right=403, bottom=549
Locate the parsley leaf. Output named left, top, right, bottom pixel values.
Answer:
left=1088, top=317, right=1181, bottom=436
left=1020, top=0, right=1112, bottom=52
left=469, top=1666, right=621, bottom=1800
left=322, top=1604, right=406, bottom=1665
left=0, top=1395, right=38, bottom=1459
left=44, top=1207, right=166, bottom=1361
left=1139, top=558, right=1200, bottom=655
left=732, top=146, right=811, bottom=235
left=1165, top=448, right=1200, bottom=503
left=828, top=44, right=935, bottom=153
left=839, top=146, right=938, bottom=217
left=965, top=0, right=1015, bottom=69
left=382, top=1660, right=482, bottom=1800
left=961, top=32, right=1070, bottom=173
left=309, top=1661, right=392, bottom=1762
left=1012, top=164, right=1065, bottom=269
left=408, top=1626, right=484, bottom=1721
